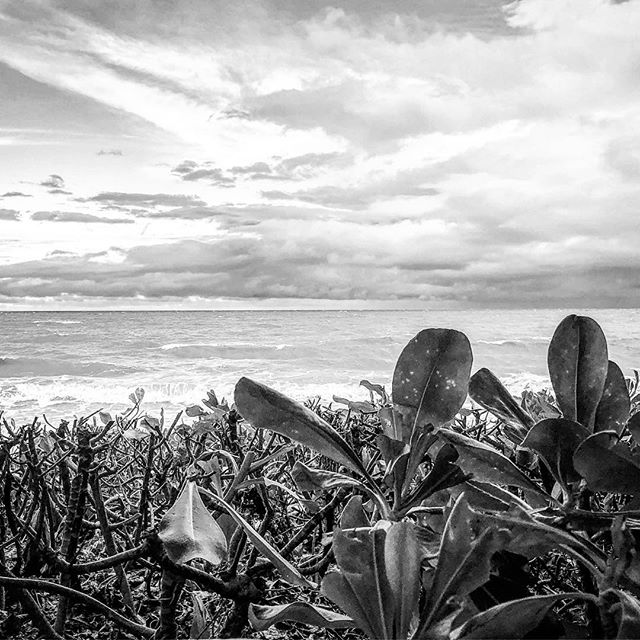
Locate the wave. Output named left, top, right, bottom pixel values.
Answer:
left=160, top=342, right=295, bottom=360
left=32, top=320, right=82, bottom=325
left=0, top=357, right=137, bottom=378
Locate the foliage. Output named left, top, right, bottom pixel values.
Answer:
left=2, top=314, right=640, bottom=638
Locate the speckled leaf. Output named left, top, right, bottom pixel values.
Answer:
left=234, top=377, right=368, bottom=477
left=392, top=329, right=472, bottom=438
left=595, top=361, right=630, bottom=434
left=547, top=315, right=608, bottom=429
left=158, top=481, right=227, bottom=566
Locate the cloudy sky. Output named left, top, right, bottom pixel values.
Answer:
left=1, top=0, right=639, bottom=309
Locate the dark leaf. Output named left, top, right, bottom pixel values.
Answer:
left=340, top=496, right=370, bottom=529
left=574, top=431, right=640, bottom=494
left=292, top=461, right=364, bottom=493
left=601, top=588, right=640, bottom=639
left=439, top=429, right=549, bottom=499
left=392, top=328, right=472, bottom=439
left=234, top=377, right=369, bottom=478
left=248, top=602, right=355, bottom=631
left=547, top=315, right=608, bottom=429
left=469, top=368, right=533, bottom=436
left=629, top=413, right=640, bottom=445
left=452, top=593, right=592, bottom=639
left=522, top=418, right=590, bottom=486
left=595, top=361, right=630, bottom=434
left=185, top=405, right=205, bottom=417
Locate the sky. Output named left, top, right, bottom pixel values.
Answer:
left=0, top=0, right=639, bottom=310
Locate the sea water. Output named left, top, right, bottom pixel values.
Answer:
left=1, top=309, right=639, bottom=422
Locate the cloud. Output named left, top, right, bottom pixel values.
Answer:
left=81, top=192, right=207, bottom=208
left=97, top=149, right=123, bottom=156
left=31, top=211, right=133, bottom=224
left=0, top=208, right=19, bottom=220
left=48, top=188, right=72, bottom=195
left=40, top=174, right=65, bottom=189
left=1, top=191, right=31, bottom=198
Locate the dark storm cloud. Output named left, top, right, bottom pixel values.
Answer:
left=31, top=211, right=133, bottom=224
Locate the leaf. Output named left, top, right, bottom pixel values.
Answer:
left=323, top=526, right=394, bottom=639
left=190, top=591, right=212, bottom=639
left=291, top=460, right=364, bottom=491
left=629, top=412, right=640, bottom=445
left=122, top=426, right=151, bottom=441
left=333, top=396, right=375, bottom=413
left=438, top=429, right=549, bottom=499
left=595, top=361, right=630, bottom=434
left=341, top=496, right=370, bottom=529
left=451, top=593, right=592, bottom=640
left=466, top=503, right=606, bottom=571
left=469, top=368, right=533, bottom=436
left=200, top=487, right=315, bottom=588
left=574, top=431, right=640, bottom=494
left=601, top=588, right=640, bottom=639
left=521, top=419, right=590, bottom=486
left=360, top=379, right=388, bottom=403
left=186, top=405, right=205, bottom=418
left=547, top=314, right=608, bottom=429
left=322, top=523, right=421, bottom=639
left=385, top=521, right=421, bottom=640
left=248, top=602, right=355, bottom=631
left=99, top=411, right=112, bottom=425
left=158, top=481, right=227, bottom=566
left=234, top=377, right=368, bottom=478
left=421, top=495, right=511, bottom=631
left=398, top=444, right=468, bottom=513
left=392, top=328, right=473, bottom=438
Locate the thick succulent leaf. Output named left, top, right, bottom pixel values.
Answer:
left=449, top=480, right=531, bottom=512
left=292, top=461, right=364, bottom=493
left=398, top=444, right=468, bottom=513
left=333, top=396, right=376, bottom=413
left=574, top=431, right=640, bottom=494
left=234, top=377, right=368, bottom=478
left=601, top=588, right=640, bottom=639
left=547, top=314, right=608, bottom=429
left=392, top=328, right=472, bottom=438
left=360, top=379, right=388, bottom=403
left=340, top=496, right=370, bottom=529
left=190, top=591, right=212, bottom=639
left=466, top=504, right=606, bottom=571
left=439, top=429, right=549, bottom=499
left=628, top=412, right=640, bottom=445
left=384, top=522, right=421, bottom=640
left=595, top=361, right=630, bottom=434
left=328, top=526, right=394, bottom=639
left=451, top=593, right=592, bottom=640
left=248, top=602, right=355, bottom=631
left=322, top=572, right=380, bottom=639
left=522, top=419, right=590, bottom=486
left=202, top=488, right=314, bottom=588
left=422, top=495, right=510, bottom=630
left=469, top=368, right=533, bottom=435
left=158, top=481, right=227, bottom=566
left=292, top=461, right=389, bottom=517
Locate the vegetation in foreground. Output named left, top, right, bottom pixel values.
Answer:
left=1, top=314, right=640, bottom=639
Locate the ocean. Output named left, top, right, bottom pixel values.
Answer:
left=1, top=309, right=639, bottom=423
